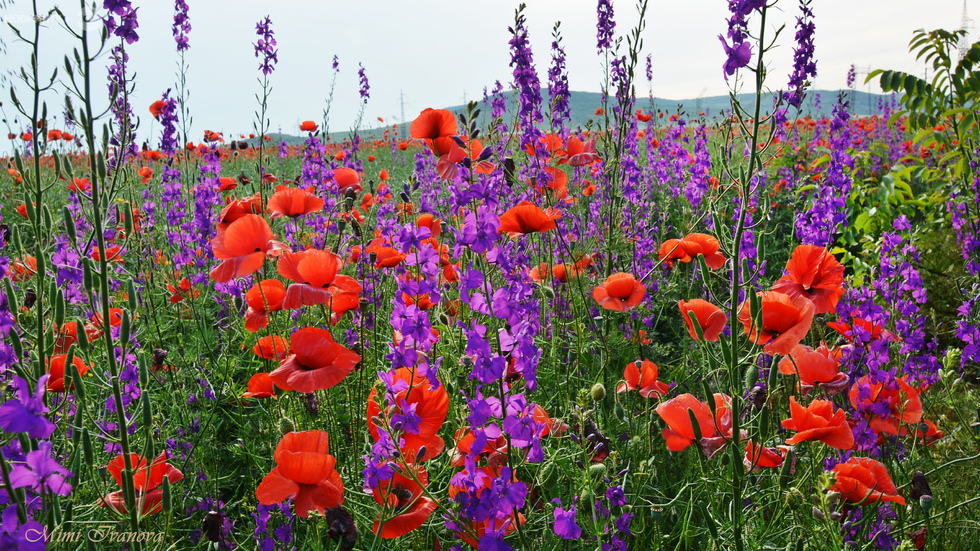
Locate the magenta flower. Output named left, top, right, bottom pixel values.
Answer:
left=552, top=497, right=581, bottom=539
left=0, top=375, right=56, bottom=439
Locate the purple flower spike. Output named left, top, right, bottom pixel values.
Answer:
left=552, top=497, right=582, bottom=540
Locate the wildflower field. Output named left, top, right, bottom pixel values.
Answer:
left=1, top=0, right=980, bottom=550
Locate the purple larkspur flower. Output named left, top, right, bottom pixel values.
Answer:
left=552, top=497, right=582, bottom=539
left=0, top=375, right=56, bottom=439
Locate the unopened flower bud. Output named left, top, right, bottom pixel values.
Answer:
left=919, top=495, right=933, bottom=511
left=279, top=417, right=295, bottom=435
left=590, top=383, right=606, bottom=401
left=589, top=463, right=607, bottom=478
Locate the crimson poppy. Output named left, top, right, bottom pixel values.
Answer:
left=167, top=278, right=199, bottom=304
left=367, top=367, right=449, bottom=462
left=532, top=167, right=568, bottom=199
left=333, top=167, right=362, bottom=193
left=256, top=430, right=345, bottom=518
left=497, top=201, right=561, bottom=236
left=743, top=442, right=791, bottom=472
left=216, top=194, right=264, bottom=233
left=450, top=427, right=509, bottom=467
left=902, top=419, right=944, bottom=446
left=100, top=452, right=183, bottom=516
left=416, top=213, right=441, bottom=239
left=46, top=354, right=90, bottom=393
left=138, top=167, right=153, bottom=184
left=69, top=177, right=91, bottom=192
left=267, top=186, right=325, bottom=218
left=781, top=396, right=854, bottom=449
left=269, top=327, right=360, bottom=393
left=592, top=272, right=646, bottom=312
left=365, top=239, right=407, bottom=269
left=830, top=456, right=906, bottom=505
left=149, top=100, right=165, bottom=119
left=209, top=214, right=281, bottom=283
left=91, top=307, right=124, bottom=330
left=10, top=256, right=36, bottom=282
left=777, top=343, right=849, bottom=395
left=218, top=177, right=238, bottom=191
left=826, top=317, right=900, bottom=344
left=372, top=463, right=437, bottom=538
left=678, top=299, right=727, bottom=341
left=738, top=291, right=815, bottom=356
left=277, top=249, right=362, bottom=311
left=253, top=335, right=291, bottom=361
left=656, top=393, right=733, bottom=457
left=241, top=373, right=276, bottom=399
left=848, top=375, right=923, bottom=435
left=617, top=359, right=669, bottom=397
left=771, top=245, right=845, bottom=314
left=300, top=120, right=318, bottom=132
left=682, top=233, right=726, bottom=269
left=47, top=129, right=62, bottom=141
left=245, top=279, right=287, bottom=332
left=410, top=108, right=457, bottom=155
left=557, top=135, right=600, bottom=166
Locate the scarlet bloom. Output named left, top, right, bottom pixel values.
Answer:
left=365, top=239, right=407, bottom=269
left=91, top=307, right=124, bottom=330
left=218, top=177, right=238, bottom=191
left=47, top=129, right=62, bottom=141
left=738, top=291, right=815, bottom=356
left=771, top=245, right=845, bottom=314
left=277, top=249, right=362, bottom=311
left=410, top=107, right=457, bottom=155
left=244, top=279, right=287, bottom=332
left=216, top=194, right=263, bottom=233
left=416, top=213, right=441, bottom=239
left=592, top=272, right=646, bottom=312
left=46, top=354, right=90, bottom=393
left=777, top=343, right=849, bottom=396
left=557, top=135, right=600, bottom=167
left=848, top=375, right=923, bottom=435
left=269, top=327, right=360, bottom=393
left=256, top=431, right=345, bottom=518
left=10, top=256, right=37, bottom=282
left=656, top=393, right=733, bottom=457
left=91, top=245, right=123, bottom=263
left=100, top=452, right=183, bottom=516
left=253, top=335, right=291, bottom=361
left=299, top=120, right=318, bottom=132
left=333, top=167, right=362, bottom=193
left=678, top=299, right=727, bottom=341
left=138, top=166, right=153, bottom=184
left=781, top=396, right=854, bottom=450
left=267, top=186, right=325, bottom=218
left=379, top=168, right=390, bottom=181
left=367, top=367, right=449, bottom=462
left=149, top=100, right=165, bottom=119
left=69, top=177, right=91, bottom=192
left=241, top=373, right=276, bottom=399
left=209, top=214, right=281, bottom=283
left=660, top=233, right=726, bottom=269
left=831, top=456, right=906, bottom=506
left=827, top=317, right=900, bottom=344
left=617, top=359, right=669, bottom=397
left=497, top=201, right=561, bottom=235
left=450, top=427, right=509, bottom=467
left=372, top=463, right=437, bottom=538
left=743, top=442, right=790, bottom=472
left=167, top=278, right=200, bottom=304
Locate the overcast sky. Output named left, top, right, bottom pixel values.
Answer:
left=0, top=0, right=970, bottom=141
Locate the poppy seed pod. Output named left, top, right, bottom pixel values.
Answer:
left=337, top=220, right=347, bottom=235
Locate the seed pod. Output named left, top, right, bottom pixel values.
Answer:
left=76, top=318, right=89, bottom=352
left=743, top=364, right=759, bottom=392
left=54, top=289, right=66, bottom=328
left=82, top=428, right=94, bottom=465
left=127, top=281, right=137, bottom=310
left=124, top=205, right=134, bottom=236
left=63, top=207, right=77, bottom=243
left=279, top=417, right=295, bottom=435
left=42, top=205, right=52, bottom=233
left=142, top=394, right=152, bottom=432
left=4, top=278, right=18, bottom=314
left=24, top=192, right=36, bottom=223
left=82, top=258, right=94, bottom=294
left=779, top=448, right=794, bottom=489
left=120, top=309, right=131, bottom=346
left=162, top=478, right=172, bottom=513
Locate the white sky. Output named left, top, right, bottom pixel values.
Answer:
left=0, top=0, right=970, bottom=140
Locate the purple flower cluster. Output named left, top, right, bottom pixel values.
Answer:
left=173, top=0, right=191, bottom=51
left=157, top=89, right=180, bottom=155
left=548, top=25, right=571, bottom=130
left=596, top=0, right=616, bottom=54
left=786, top=0, right=816, bottom=108
left=253, top=16, right=278, bottom=76
left=252, top=502, right=294, bottom=551
left=103, top=0, right=140, bottom=44
left=795, top=96, right=853, bottom=246
left=720, top=0, right=765, bottom=78
left=508, top=7, right=544, bottom=155
left=358, top=63, right=370, bottom=103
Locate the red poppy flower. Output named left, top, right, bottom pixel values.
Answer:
left=138, top=167, right=153, bottom=184
left=333, top=167, right=362, bottom=193
left=167, top=278, right=199, bottom=304
left=209, top=214, right=281, bottom=283
left=367, top=367, right=449, bottom=462
left=902, top=419, right=944, bottom=445
left=410, top=108, right=457, bottom=156
left=848, top=375, right=923, bottom=435
left=682, top=233, right=726, bottom=269
left=450, top=427, right=509, bottom=467
left=447, top=466, right=524, bottom=547
left=617, top=359, right=669, bottom=397
left=781, top=396, right=854, bottom=449
left=216, top=194, right=264, bottom=233
left=771, top=245, right=845, bottom=314
left=777, top=343, right=849, bottom=395
left=497, top=201, right=561, bottom=236
left=21, top=132, right=32, bottom=141
left=245, top=279, right=287, bottom=332
left=10, top=256, right=37, bottom=282
left=365, top=239, right=407, bottom=269
left=91, top=307, right=124, bottom=330
left=299, top=120, right=318, bottom=132
left=592, top=272, right=646, bottom=312
left=149, top=100, right=165, bottom=119
left=241, top=373, right=276, bottom=399
left=678, top=299, right=727, bottom=341
left=269, top=327, right=360, bottom=393
left=743, top=442, right=791, bottom=472
left=100, top=452, right=183, bottom=516
left=218, top=177, right=238, bottom=191
left=267, top=186, right=325, bottom=218
left=69, top=177, right=91, bottom=192
left=277, top=249, right=362, bottom=311
left=636, top=110, right=653, bottom=122
left=557, top=135, right=600, bottom=166
left=738, top=291, right=815, bottom=356
left=830, top=456, right=906, bottom=505
left=416, top=213, right=441, bottom=239
left=256, top=431, right=345, bottom=518
left=372, top=463, right=437, bottom=538
left=47, top=129, right=62, bottom=141
left=826, top=317, right=900, bottom=344
left=657, top=393, right=733, bottom=457
left=532, top=167, right=568, bottom=198
left=253, top=335, right=291, bottom=361
left=46, top=354, right=90, bottom=393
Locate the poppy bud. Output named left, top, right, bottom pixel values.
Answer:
left=234, top=294, right=244, bottom=313
left=919, top=495, right=933, bottom=511
left=784, top=488, right=804, bottom=510
left=202, top=511, right=222, bottom=542
left=589, top=463, right=606, bottom=478
left=120, top=309, right=131, bottom=346
left=344, top=196, right=354, bottom=210
left=82, top=428, right=94, bottom=465
left=369, top=251, right=377, bottom=264
left=743, top=364, right=759, bottom=392
left=590, top=383, right=606, bottom=401
left=162, top=478, right=172, bottom=513
left=541, top=285, right=555, bottom=299
left=438, top=313, right=450, bottom=326
left=779, top=449, right=794, bottom=489
left=279, top=417, right=295, bottom=435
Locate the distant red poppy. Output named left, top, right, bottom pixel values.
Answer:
left=497, top=201, right=561, bottom=236
left=333, top=167, right=362, bottom=193
left=149, top=100, right=165, bottom=119
left=781, top=396, right=854, bottom=449
left=299, top=120, right=318, bottom=132
left=592, top=272, right=646, bottom=312
left=241, top=373, right=276, bottom=399
left=636, top=110, right=652, bottom=122
left=21, top=132, right=32, bottom=141
left=525, top=133, right=564, bottom=157
left=91, top=307, right=124, bottom=330
left=209, top=214, right=280, bottom=283
left=244, top=279, right=287, bottom=332
left=777, top=343, right=849, bottom=395
left=416, top=213, right=441, bottom=239
left=367, top=366, right=449, bottom=462
left=218, top=177, right=238, bottom=191
left=269, top=327, right=360, bottom=393
left=216, top=194, right=264, bottom=233
left=253, top=335, right=291, bottom=361
left=656, top=393, right=732, bottom=457
left=100, top=452, right=183, bottom=516
left=91, top=245, right=123, bottom=263
left=743, top=442, right=789, bottom=472
left=47, top=129, right=62, bottom=141
left=10, top=256, right=37, bottom=282
left=617, top=359, right=669, bottom=397
left=831, top=456, right=906, bottom=506
left=69, top=177, right=91, bottom=192
left=46, top=354, right=90, bottom=393
left=256, top=431, right=345, bottom=518
left=368, top=154, right=376, bottom=162
left=372, top=463, right=437, bottom=538
left=138, top=167, right=153, bottom=184
left=167, top=278, right=200, bottom=304
left=771, top=245, right=845, bottom=314
left=678, top=299, right=727, bottom=341
left=848, top=375, right=923, bottom=435
left=267, top=186, right=325, bottom=218
left=277, top=249, right=361, bottom=311
left=738, top=291, right=815, bottom=356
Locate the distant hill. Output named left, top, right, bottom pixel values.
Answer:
left=268, top=88, right=896, bottom=145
